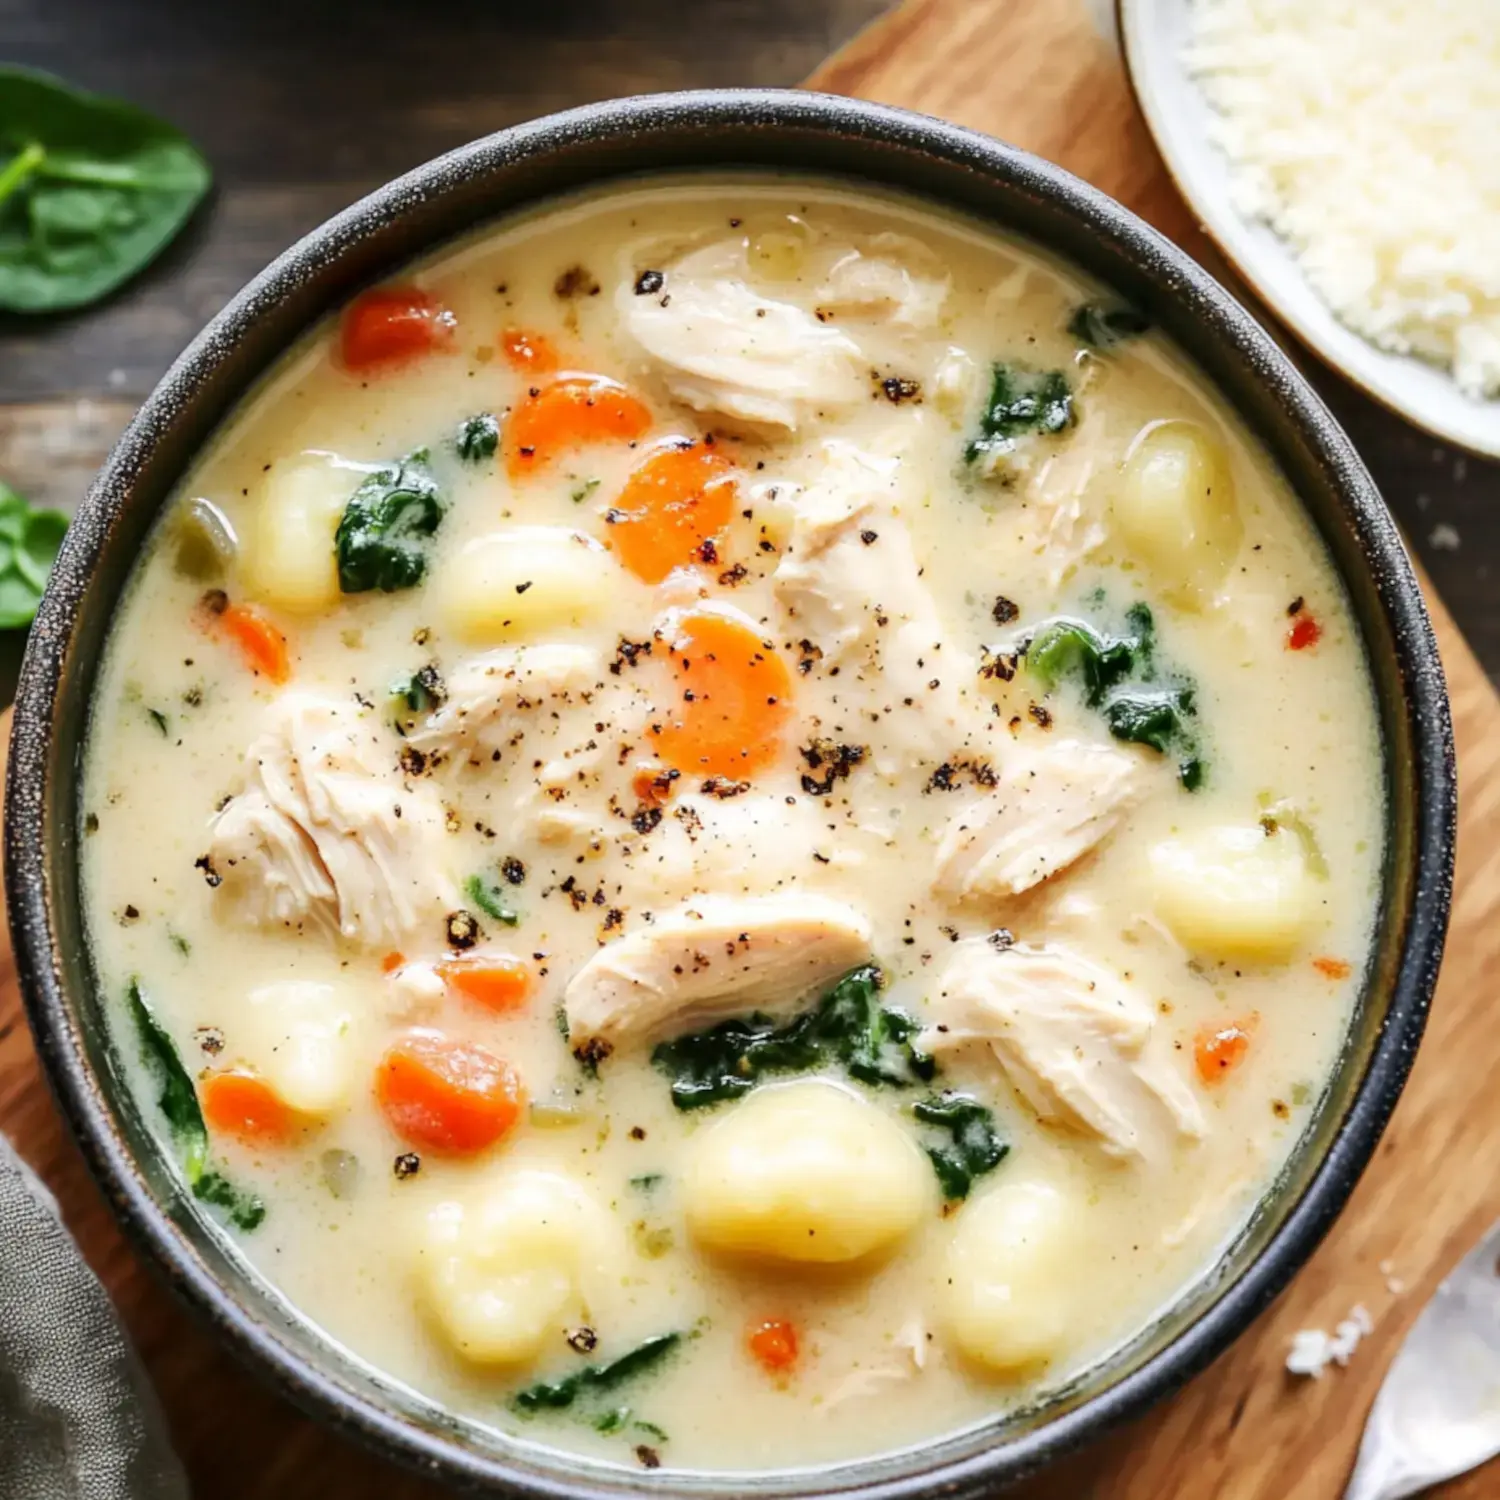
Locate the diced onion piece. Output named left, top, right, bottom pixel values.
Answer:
left=940, top=1180, right=1078, bottom=1374
left=683, top=1080, right=931, bottom=1264
left=414, top=1170, right=610, bottom=1365
left=1150, top=823, right=1314, bottom=963
left=1114, top=421, right=1241, bottom=606
left=239, top=458, right=351, bottom=614
left=435, top=528, right=619, bottom=643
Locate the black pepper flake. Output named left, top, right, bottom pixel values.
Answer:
left=566, top=1326, right=599, bottom=1354
left=194, top=854, right=222, bottom=889
left=573, top=1036, right=613, bottom=1075
left=610, top=637, right=653, bottom=675
left=980, top=650, right=1020, bottom=683
left=515, top=580, right=533, bottom=594
left=633, top=269, right=665, bottom=296
left=120, top=905, right=140, bottom=924
left=717, top=562, right=749, bottom=587
left=798, top=738, right=866, bottom=797
left=860, top=529, right=879, bottom=546
left=694, top=537, right=719, bottom=565
left=988, top=927, right=1016, bottom=950
left=182, top=686, right=203, bottom=708
left=1028, top=702, right=1054, bottom=729
left=991, top=596, right=1020, bottom=626
left=399, top=745, right=429, bottom=777
left=195, top=1025, right=224, bottom=1056
left=700, top=776, right=750, bottom=799
left=393, top=1152, right=421, bottom=1180
left=635, top=1446, right=661, bottom=1471
left=502, top=856, right=526, bottom=885
left=554, top=264, right=600, bottom=299
left=629, top=1125, right=646, bottom=1141
left=445, top=910, right=484, bottom=950
left=84, top=812, right=99, bottom=834
left=1287, top=596, right=1305, bottom=617
left=796, top=639, right=823, bottom=676
left=880, top=375, right=921, bottom=404
left=631, top=806, right=664, bottom=835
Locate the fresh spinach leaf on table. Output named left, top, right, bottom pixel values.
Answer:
left=0, top=480, right=67, bottom=629
left=0, top=67, right=211, bottom=313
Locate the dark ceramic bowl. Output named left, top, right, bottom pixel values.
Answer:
left=5, top=89, right=1455, bottom=1497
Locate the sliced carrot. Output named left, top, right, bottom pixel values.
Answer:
left=340, top=285, right=454, bottom=372
left=1312, top=956, right=1352, bottom=980
left=381, top=951, right=406, bottom=974
left=218, top=603, right=290, bottom=685
left=436, top=954, right=534, bottom=1013
left=375, top=1029, right=524, bottom=1154
left=1194, top=1014, right=1259, bottom=1086
left=652, top=611, right=792, bottom=780
left=202, top=1070, right=295, bottom=1144
left=1287, top=613, right=1322, bottom=651
left=504, top=374, right=651, bottom=479
left=607, top=441, right=737, bottom=583
left=500, top=328, right=559, bottom=374
left=747, top=1318, right=799, bottom=1375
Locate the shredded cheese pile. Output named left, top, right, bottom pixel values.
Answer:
left=1285, top=1303, right=1374, bottom=1377
left=1184, top=0, right=1500, bottom=400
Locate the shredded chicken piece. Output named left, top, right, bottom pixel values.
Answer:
left=774, top=444, right=984, bottom=768
left=209, top=693, right=454, bottom=947
left=563, top=891, right=872, bottom=1048
left=922, top=940, right=1205, bottom=1161
left=934, top=740, right=1143, bottom=901
left=407, top=644, right=601, bottom=762
left=621, top=240, right=866, bottom=429
left=816, top=234, right=950, bottom=327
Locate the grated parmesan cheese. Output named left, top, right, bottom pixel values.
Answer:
left=1285, top=1303, right=1374, bottom=1377
left=1184, top=0, right=1500, bottom=400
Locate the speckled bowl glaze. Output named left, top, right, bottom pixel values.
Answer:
left=4, top=90, right=1455, bottom=1497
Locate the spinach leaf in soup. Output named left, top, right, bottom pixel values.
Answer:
left=0, top=67, right=211, bottom=313
left=912, top=1092, right=1008, bottom=1201
left=335, top=450, right=445, bottom=594
left=964, top=363, right=1073, bottom=472
left=511, top=1332, right=682, bottom=1415
left=465, top=871, right=519, bottom=927
left=1067, top=300, right=1151, bottom=350
left=128, top=981, right=266, bottom=1231
left=455, top=413, right=499, bottom=464
left=0, top=479, right=68, bottom=629
left=652, top=965, right=932, bottom=1111
left=1025, top=602, right=1205, bottom=789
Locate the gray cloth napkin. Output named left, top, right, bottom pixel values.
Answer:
left=0, top=1134, right=188, bottom=1500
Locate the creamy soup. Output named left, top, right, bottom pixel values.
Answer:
left=82, top=177, right=1383, bottom=1472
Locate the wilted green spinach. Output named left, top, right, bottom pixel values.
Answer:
left=511, top=1332, right=682, bottom=1415
left=1067, top=300, right=1151, bottom=350
left=335, top=450, right=445, bottom=594
left=964, top=362, right=1073, bottom=470
left=128, top=981, right=265, bottom=1231
left=912, top=1092, right=1008, bottom=1201
left=0, top=480, right=67, bottom=628
left=454, top=413, right=499, bottom=464
left=0, top=67, right=210, bottom=313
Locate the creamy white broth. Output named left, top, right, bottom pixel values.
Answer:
left=82, top=177, right=1383, bottom=1471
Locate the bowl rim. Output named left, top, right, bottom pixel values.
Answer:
left=4, top=86, right=1456, bottom=1498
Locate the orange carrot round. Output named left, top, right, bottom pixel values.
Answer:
left=652, top=611, right=792, bottom=780
left=218, top=603, right=290, bottom=685
left=436, top=954, right=534, bottom=1013
left=747, top=1318, right=799, bottom=1375
left=607, top=442, right=737, bottom=584
left=500, top=328, right=559, bottom=374
left=1287, top=613, right=1322, bottom=651
left=504, top=375, right=651, bottom=479
left=340, top=285, right=454, bottom=372
left=375, top=1029, right=524, bottom=1154
left=1312, top=956, right=1351, bottom=980
left=202, top=1070, right=295, bottom=1144
left=1194, top=1015, right=1259, bottom=1085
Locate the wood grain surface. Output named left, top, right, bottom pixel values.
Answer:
left=1, top=3, right=1497, bottom=1497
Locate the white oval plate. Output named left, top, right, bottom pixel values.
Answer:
left=1118, top=0, right=1500, bottom=459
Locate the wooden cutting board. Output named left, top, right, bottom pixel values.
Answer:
left=2, top=3, right=1498, bottom=1496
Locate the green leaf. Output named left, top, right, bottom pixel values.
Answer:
left=335, top=451, right=445, bottom=594
left=0, top=67, right=211, bottom=313
left=912, top=1092, right=1008, bottom=1200
left=15, top=506, right=68, bottom=593
left=651, top=964, right=932, bottom=1111
left=127, top=979, right=265, bottom=1230
left=511, top=1332, right=681, bottom=1415
left=0, top=479, right=66, bottom=628
left=965, top=363, right=1073, bottom=468
left=455, top=413, right=499, bottom=464
left=465, top=872, right=519, bottom=926
left=1067, top=300, right=1151, bottom=350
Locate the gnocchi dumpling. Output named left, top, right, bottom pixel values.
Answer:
left=435, top=527, right=623, bottom=643
left=940, top=1180, right=1079, bottom=1374
left=233, top=979, right=359, bottom=1116
left=683, top=1080, right=932, bottom=1264
left=414, top=1169, right=612, bottom=1366
left=1113, top=421, right=1241, bottom=606
left=238, top=455, right=353, bottom=614
left=1150, top=822, right=1315, bottom=963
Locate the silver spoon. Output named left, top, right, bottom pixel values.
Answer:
left=1345, top=1217, right=1500, bottom=1498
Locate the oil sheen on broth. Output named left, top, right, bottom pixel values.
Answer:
left=82, top=179, right=1383, bottom=1471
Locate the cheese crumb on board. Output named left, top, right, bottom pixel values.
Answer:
left=1285, top=1303, right=1374, bottom=1377
left=1184, top=0, right=1500, bottom=400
